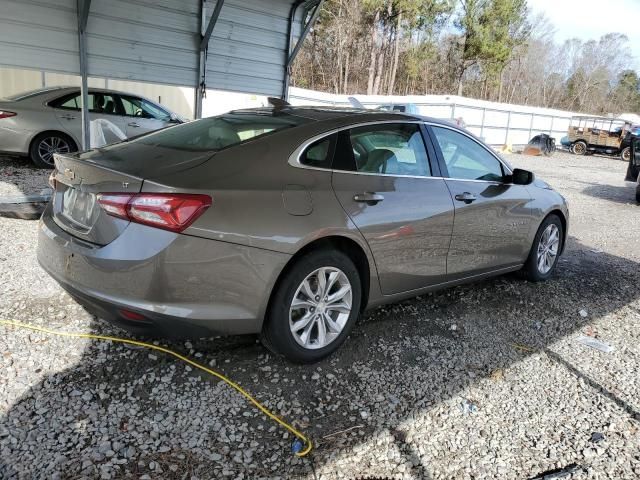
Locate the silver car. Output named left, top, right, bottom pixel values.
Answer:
left=0, top=87, right=183, bottom=168
left=37, top=107, right=569, bottom=363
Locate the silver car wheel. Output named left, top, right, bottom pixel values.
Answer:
left=289, top=267, right=352, bottom=350
left=536, top=224, right=560, bottom=274
left=38, top=136, right=71, bottom=166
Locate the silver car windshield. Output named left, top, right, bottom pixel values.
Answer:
left=131, top=112, right=309, bottom=152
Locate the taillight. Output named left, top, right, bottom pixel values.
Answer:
left=96, top=193, right=212, bottom=232
left=96, top=194, right=130, bottom=220
left=0, top=111, right=16, bottom=119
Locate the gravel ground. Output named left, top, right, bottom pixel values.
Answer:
left=0, top=156, right=50, bottom=197
left=1, top=151, right=639, bottom=479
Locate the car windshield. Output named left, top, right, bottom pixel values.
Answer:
left=130, top=112, right=308, bottom=152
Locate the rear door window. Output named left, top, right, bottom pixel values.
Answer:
left=333, top=123, right=431, bottom=176
left=50, top=92, right=120, bottom=115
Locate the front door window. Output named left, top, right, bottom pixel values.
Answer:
left=431, top=126, right=505, bottom=182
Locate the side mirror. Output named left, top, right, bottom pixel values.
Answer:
left=510, top=168, right=535, bottom=185
left=169, top=113, right=181, bottom=124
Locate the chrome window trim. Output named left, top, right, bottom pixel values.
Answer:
left=287, top=119, right=515, bottom=184
left=443, top=177, right=506, bottom=185
left=425, top=122, right=513, bottom=176
left=287, top=120, right=437, bottom=179
left=331, top=170, right=444, bottom=181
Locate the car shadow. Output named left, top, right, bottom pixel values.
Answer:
left=579, top=181, right=638, bottom=205
left=1, top=236, right=639, bottom=479
left=0, top=155, right=51, bottom=219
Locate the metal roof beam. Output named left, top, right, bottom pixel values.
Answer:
left=287, top=0, right=323, bottom=69
left=195, top=0, right=225, bottom=119
left=282, top=0, right=324, bottom=99
left=200, top=0, right=225, bottom=51
left=77, top=0, right=91, bottom=149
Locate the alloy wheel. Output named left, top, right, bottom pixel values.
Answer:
left=536, top=224, right=560, bottom=274
left=38, top=136, right=71, bottom=166
left=289, top=267, right=352, bottom=350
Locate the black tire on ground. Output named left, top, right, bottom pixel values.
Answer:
left=572, top=141, right=587, bottom=156
left=521, top=214, right=564, bottom=282
left=636, top=189, right=640, bottom=203
left=261, top=249, right=362, bottom=363
left=621, top=146, right=631, bottom=162
left=29, top=132, right=77, bottom=169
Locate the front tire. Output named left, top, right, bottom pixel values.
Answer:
left=522, top=214, right=563, bottom=282
left=29, top=132, right=77, bottom=169
left=261, top=250, right=362, bottom=363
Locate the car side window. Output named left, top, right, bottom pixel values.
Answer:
left=431, top=126, right=504, bottom=182
left=51, top=94, right=81, bottom=110
left=89, top=93, right=119, bottom=115
left=120, top=96, right=170, bottom=121
left=300, top=136, right=335, bottom=169
left=50, top=92, right=119, bottom=115
left=335, top=123, right=431, bottom=176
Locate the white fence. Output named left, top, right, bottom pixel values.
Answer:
left=288, top=87, right=576, bottom=146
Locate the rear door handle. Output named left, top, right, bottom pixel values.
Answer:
left=128, top=122, right=140, bottom=127
left=354, top=192, right=384, bottom=205
left=454, top=192, right=477, bottom=204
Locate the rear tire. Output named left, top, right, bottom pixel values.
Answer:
left=521, top=214, right=563, bottom=282
left=621, top=146, right=631, bottom=162
left=261, top=250, right=362, bottom=363
left=571, top=141, right=587, bottom=156
left=29, top=132, right=77, bottom=169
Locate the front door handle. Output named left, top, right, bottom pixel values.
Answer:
left=454, top=192, right=477, bottom=204
left=60, top=114, right=76, bottom=120
left=354, top=192, right=384, bottom=205
left=128, top=122, right=140, bottom=127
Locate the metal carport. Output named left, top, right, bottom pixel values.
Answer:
left=0, top=0, right=323, bottom=148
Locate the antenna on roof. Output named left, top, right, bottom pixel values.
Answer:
left=348, top=96, right=365, bottom=109
left=268, top=97, right=291, bottom=108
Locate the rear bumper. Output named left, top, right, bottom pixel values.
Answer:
left=37, top=205, right=291, bottom=337
left=0, top=125, right=32, bottom=155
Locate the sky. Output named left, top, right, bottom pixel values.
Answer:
left=527, top=0, right=640, bottom=69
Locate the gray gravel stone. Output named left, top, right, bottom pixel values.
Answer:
left=1, top=151, right=640, bottom=479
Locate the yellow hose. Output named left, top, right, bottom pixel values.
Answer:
left=0, top=319, right=313, bottom=457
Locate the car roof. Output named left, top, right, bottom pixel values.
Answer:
left=228, top=105, right=446, bottom=125
left=571, top=115, right=630, bottom=123
left=9, top=86, right=159, bottom=101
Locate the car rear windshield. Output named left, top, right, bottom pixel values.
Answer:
left=5, top=88, right=63, bottom=101
left=130, top=112, right=308, bottom=152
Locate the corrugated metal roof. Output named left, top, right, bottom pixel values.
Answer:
left=0, top=0, right=314, bottom=96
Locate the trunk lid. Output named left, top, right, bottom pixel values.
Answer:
left=51, top=141, right=212, bottom=245
left=52, top=154, right=143, bottom=246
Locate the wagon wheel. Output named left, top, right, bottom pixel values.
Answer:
left=621, top=146, right=631, bottom=162
left=572, top=141, right=587, bottom=156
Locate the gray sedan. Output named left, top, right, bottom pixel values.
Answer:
left=37, top=107, right=568, bottom=363
left=0, top=87, right=183, bottom=168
